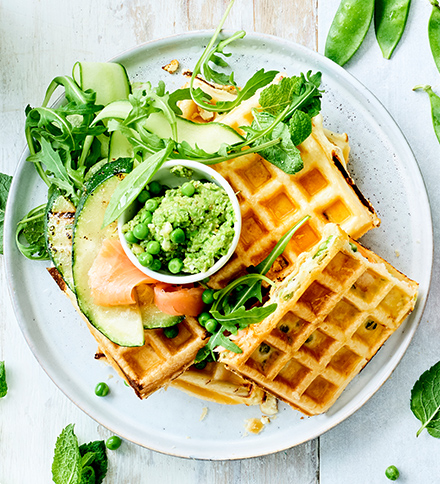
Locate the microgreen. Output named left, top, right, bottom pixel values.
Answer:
left=0, top=172, right=12, bottom=255
left=0, top=361, right=7, bottom=398
left=196, top=216, right=310, bottom=363
left=52, top=424, right=108, bottom=484
left=15, top=204, right=49, bottom=260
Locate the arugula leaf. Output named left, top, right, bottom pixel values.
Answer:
left=15, top=204, right=49, bottom=260
left=411, top=360, right=440, bottom=438
left=79, top=441, right=107, bottom=484
left=52, top=424, right=82, bottom=484
left=0, top=173, right=12, bottom=255
left=244, top=111, right=304, bottom=175
left=0, top=361, right=7, bottom=398
left=167, top=87, right=211, bottom=115
left=206, top=327, right=242, bottom=354
left=102, top=141, right=174, bottom=227
left=211, top=304, right=277, bottom=330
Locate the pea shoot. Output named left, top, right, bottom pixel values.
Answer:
left=385, top=465, right=400, bottom=481
left=106, top=436, right=122, bottom=450
left=95, top=382, right=109, bottom=397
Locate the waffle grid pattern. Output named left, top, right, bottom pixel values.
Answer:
left=220, top=226, right=417, bottom=415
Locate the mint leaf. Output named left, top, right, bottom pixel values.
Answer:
left=52, top=424, right=82, bottom=484
left=80, top=467, right=95, bottom=484
left=289, top=110, right=312, bottom=146
left=0, top=173, right=12, bottom=255
left=79, top=441, right=107, bottom=484
left=259, top=76, right=304, bottom=116
left=411, top=360, right=440, bottom=438
left=0, top=361, right=7, bottom=398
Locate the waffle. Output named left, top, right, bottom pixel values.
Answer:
left=48, top=267, right=208, bottom=399
left=219, top=223, right=418, bottom=416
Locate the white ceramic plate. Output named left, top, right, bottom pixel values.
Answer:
left=4, top=31, right=433, bottom=460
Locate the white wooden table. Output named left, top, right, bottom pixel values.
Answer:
left=1, top=1, right=440, bottom=482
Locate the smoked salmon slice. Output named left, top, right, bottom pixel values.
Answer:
left=88, top=238, right=156, bottom=307
left=154, top=283, right=205, bottom=316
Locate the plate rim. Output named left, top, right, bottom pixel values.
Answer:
left=4, top=30, right=434, bottom=460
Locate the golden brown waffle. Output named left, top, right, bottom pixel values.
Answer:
left=48, top=267, right=208, bottom=399
left=208, top=114, right=379, bottom=288
left=219, top=224, right=418, bottom=416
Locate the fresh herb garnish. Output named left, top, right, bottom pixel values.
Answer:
left=52, top=424, right=108, bottom=484
left=410, top=360, right=440, bottom=438
left=0, top=361, right=7, bottom=398
left=0, top=172, right=12, bottom=255
left=195, top=216, right=310, bottom=363
left=15, top=204, right=49, bottom=260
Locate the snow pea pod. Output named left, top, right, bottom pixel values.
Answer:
left=413, top=85, right=440, bottom=144
left=429, top=1, right=440, bottom=74
left=374, top=0, right=411, bottom=59
left=325, top=0, right=375, bottom=66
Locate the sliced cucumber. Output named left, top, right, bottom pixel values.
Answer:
left=45, top=187, right=76, bottom=292
left=92, top=100, right=132, bottom=125
left=136, top=285, right=184, bottom=329
left=72, top=61, right=130, bottom=106
left=143, top=112, right=244, bottom=153
left=72, top=159, right=144, bottom=347
left=109, top=130, right=134, bottom=161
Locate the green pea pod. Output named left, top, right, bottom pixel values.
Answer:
left=429, top=1, right=440, bottom=74
left=413, top=85, right=440, bottom=144
left=324, top=0, right=375, bottom=66
left=374, top=0, right=411, bottom=59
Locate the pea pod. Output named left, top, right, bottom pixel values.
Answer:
left=413, top=85, right=440, bottom=143
left=324, top=0, right=375, bottom=66
left=374, top=0, right=411, bottom=59
left=429, top=1, right=440, bottom=74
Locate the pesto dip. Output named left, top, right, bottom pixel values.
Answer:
left=122, top=179, right=235, bottom=275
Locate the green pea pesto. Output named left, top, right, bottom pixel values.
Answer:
left=123, top=180, right=235, bottom=274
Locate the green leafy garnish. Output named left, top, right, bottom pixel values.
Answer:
left=15, top=204, right=49, bottom=260
left=411, top=360, right=440, bottom=438
left=0, top=173, right=12, bottom=255
left=0, top=361, right=8, bottom=398
left=52, top=424, right=108, bottom=484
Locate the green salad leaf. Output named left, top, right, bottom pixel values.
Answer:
left=79, top=441, right=108, bottom=484
left=0, top=361, right=7, bottom=398
left=411, top=360, right=440, bottom=438
left=15, top=204, right=49, bottom=260
left=0, top=173, right=13, bottom=255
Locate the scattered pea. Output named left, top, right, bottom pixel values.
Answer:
left=205, top=319, right=219, bottom=333
left=150, top=259, right=162, bottom=271
left=95, top=382, right=109, bottom=397
left=168, top=258, right=183, bottom=274
left=137, top=189, right=150, bottom=204
left=106, top=436, right=122, bottom=450
left=124, top=231, right=138, bottom=244
left=133, top=223, right=149, bottom=240
left=138, top=252, right=154, bottom=267
left=181, top=182, right=195, bottom=197
left=385, top=465, right=400, bottom=481
left=202, top=289, right=215, bottom=305
left=198, top=312, right=211, bottom=326
left=170, top=228, right=185, bottom=244
left=141, top=210, right=153, bottom=224
left=145, top=199, right=158, bottom=212
left=164, top=326, right=179, bottom=339
left=146, top=241, right=161, bottom=255
left=149, top=180, right=162, bottom=195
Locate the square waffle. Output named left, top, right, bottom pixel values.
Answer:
left=48, top=267, right=208, bottom=399
left=219, top=224, right=418, bottom=416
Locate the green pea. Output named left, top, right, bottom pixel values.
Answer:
left=168, top=258, right=183, bottom=274
left=205, top=319, right=219, bottom=333
left=324, top=0, right=375, bottom=66
left=181, top=182, right=195, bottom=197
left=194, top=360, right=207, bottom=370
left=106, top=436, right=122, bottom=450
left=170, top=228, right=185, bottom=244
left=150, top=259, right=162, bottom=271
left=146, top=240, right=161, bottom=255
left=138, top=252, right=153, bottom=267
left=133, top=223, right=149, bottom=240
left=164, top=325, right=179, bottom=339
left=141, top=210, right=153, bottom=224
left=149, top=180, right=162, bottom=195
left=202, top=289, right=215, bottom=305
left=95, top=382, right=109, bottom=397
left=385, top=465, right=400, bottom=481
left=198, top=312, right=211, bottom=327
left=145, top=199, right=158, bottom=212
left=137, top=189, right=150, bottom=204
left=124, top=231, right=138, bottom=244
